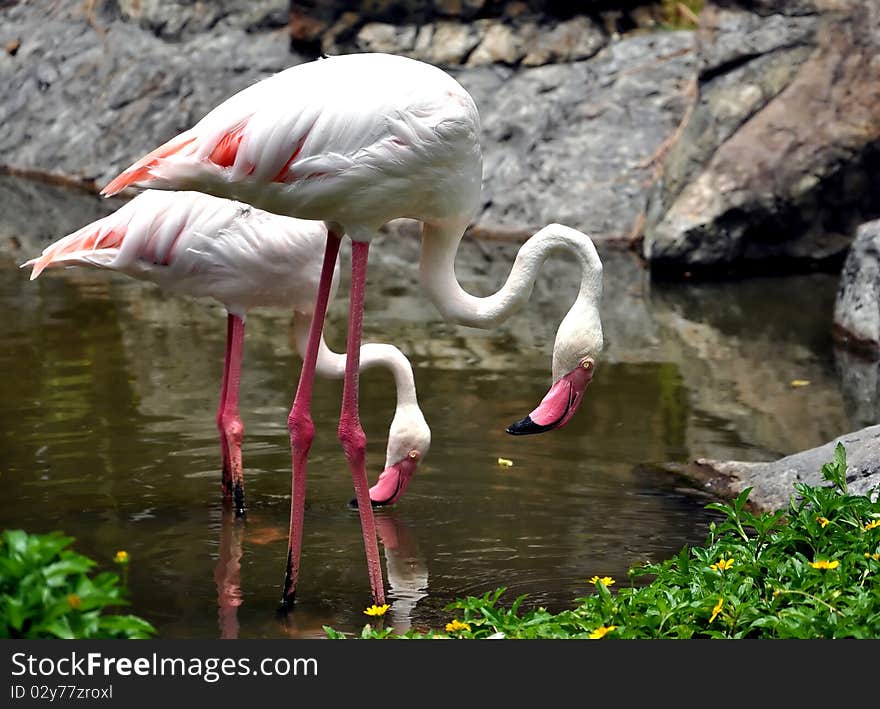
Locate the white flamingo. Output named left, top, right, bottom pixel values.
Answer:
left=23, top=189, right=430, bottom=518
left=101, top=52, right=604, bottom=610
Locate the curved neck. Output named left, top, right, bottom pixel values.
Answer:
left=419, top=222, right=603, bottom=329
left=293, top=312, right=419, bottom=408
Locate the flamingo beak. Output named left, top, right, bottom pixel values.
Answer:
left=350, top=452, right=421, bottom=508
left=506, top=365, right=594, bottom=435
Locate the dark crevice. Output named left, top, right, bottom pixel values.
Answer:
left=699, top=51, right=764, bottom=83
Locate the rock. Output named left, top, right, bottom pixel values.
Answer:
left=115, top=0, right=288, bottom=40
left=355, top=22, right=417, bottom=54
left=457, top=30, right=697, bottom=241
left=466, top=21, right=520, bottom=66
left=832, top=219, right=880, bottom=357
left=424, top=21, right=481, bottom=65
left=521, top=16, right=606, bottom=67
left=0, top=2, right=299, bottom=188
left=642, top=0, right=880, bottom=275
left=666, top=425, right=880, bottom=513
left=0, top=1, right=695, bottom=245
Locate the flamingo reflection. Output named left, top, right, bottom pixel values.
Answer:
left=374, top=512, right=428, bottom=633
left=214, top=506, right=244, bottom=639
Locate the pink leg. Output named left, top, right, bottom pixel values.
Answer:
left=217, top=316, right=233, bottom=495
left=216, top=314, right=246, bottom=517
left=280, top=231, right=342, bottom=612
left=339, top=240, right=385, bottom=605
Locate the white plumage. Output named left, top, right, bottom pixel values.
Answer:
left=24, top=189, right=430, bottom=515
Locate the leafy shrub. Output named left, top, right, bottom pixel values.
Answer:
left=329, top=443, right=880, bottom=639
left=0, top=530, right=155, bottom=639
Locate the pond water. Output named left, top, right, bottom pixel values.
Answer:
left=0, top=185, right=864, bottom=638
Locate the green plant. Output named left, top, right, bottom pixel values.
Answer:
left=0, top=530, right=156, bottom=639
left=328, top=443, right=880, bottom=639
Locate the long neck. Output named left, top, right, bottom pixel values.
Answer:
left=419, top=222, right=603, bottom=330
left=292, top=312, right=419, bottom=408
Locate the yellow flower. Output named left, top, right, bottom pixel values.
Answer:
left=588, top=625, right=617, bottom=640
left=863, top=520, right=880, bottom=531
left=589, top=576, right=615, bottom=586
left=864, top=553, right=880, bottom=561
left=445, top=619, right=471, bottom=633
left=66, top=594, right=81, bottom=610
left=113, top=550, right=129, bottom=565
left=709, top=597, right=723, bottom=623
left=808, top=559, right=839, bottom=570
left=816, top=516, right=830, bottom=528
left=709, top=557, right=734, bottom=572
left=497, top=457, right=513, bottom=467
left=363, top=604, right=390, bottom=617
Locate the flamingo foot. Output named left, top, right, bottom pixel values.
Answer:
left=277, top=550, right=297, bottom=614
left=233, top=480, right=246, bottom=518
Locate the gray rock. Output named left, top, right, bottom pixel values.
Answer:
left=833, top=219, right=880, bottom=356
left=643, top=0, right=880, bottom=273
left=0, top=2, right=696, bottom=246
left=521, top=16, right=606, bottom=67
left=114, top=0, right=289, bottom=40
left=456, top=30, right=697, bottom=240
left=667, top=426, right=880, bottom=513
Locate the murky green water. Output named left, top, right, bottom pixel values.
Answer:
left=0, top=188, right=864, bottom=638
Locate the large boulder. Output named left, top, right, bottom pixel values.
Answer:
left=642, top=0, right=880, bottom=275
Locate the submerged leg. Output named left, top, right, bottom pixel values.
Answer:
left=217, top=314, right=246, bottom=516
left=279, top=231, right=342, bottom=613
left=339, top=240, right=385, bottom=605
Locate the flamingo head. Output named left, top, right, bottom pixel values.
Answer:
left=506, top=298, right=603, bottom=435
left=351, top=403, right=431, bottom=508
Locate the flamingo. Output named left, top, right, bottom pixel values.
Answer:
left=100, top=51, right=605, bottom=610
left=23, top=189, right=431, bottom=519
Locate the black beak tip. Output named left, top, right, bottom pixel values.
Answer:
left=506, top=415, right=551, bottom=436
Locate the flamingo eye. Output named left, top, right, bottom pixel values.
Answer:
left=580, top=358, right=594, bottom=371
left=408, top=450, right=420, bottom=460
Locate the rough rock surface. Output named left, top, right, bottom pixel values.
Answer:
left=832, top=219, right=880, bottom=357
left=665, top=426, right=880, bottom=513
left=290, top=0, right=680, bottom=68
left=0, top=1, right=697, bottom=243
left=0, top=1, right=297, bottom=187
left=455, top=30, right=696, bottom=239
left=642, top=0, right=880, bottom=274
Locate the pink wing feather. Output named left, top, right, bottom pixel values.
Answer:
left=100, top=54, right=479, bottom=208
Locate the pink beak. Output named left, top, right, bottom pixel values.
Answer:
left=506, top=366, right=593, bottom=435
left=350, top=454, right=420, bottom=508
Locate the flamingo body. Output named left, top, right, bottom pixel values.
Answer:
left=24, top=189, right=430, bottom=515
left=103, top=53, right=483, bottom=236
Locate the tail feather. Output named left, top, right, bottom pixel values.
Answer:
left=24, top=223, right=126, bottom=280
left=101, top=133, right=197, bottom=197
